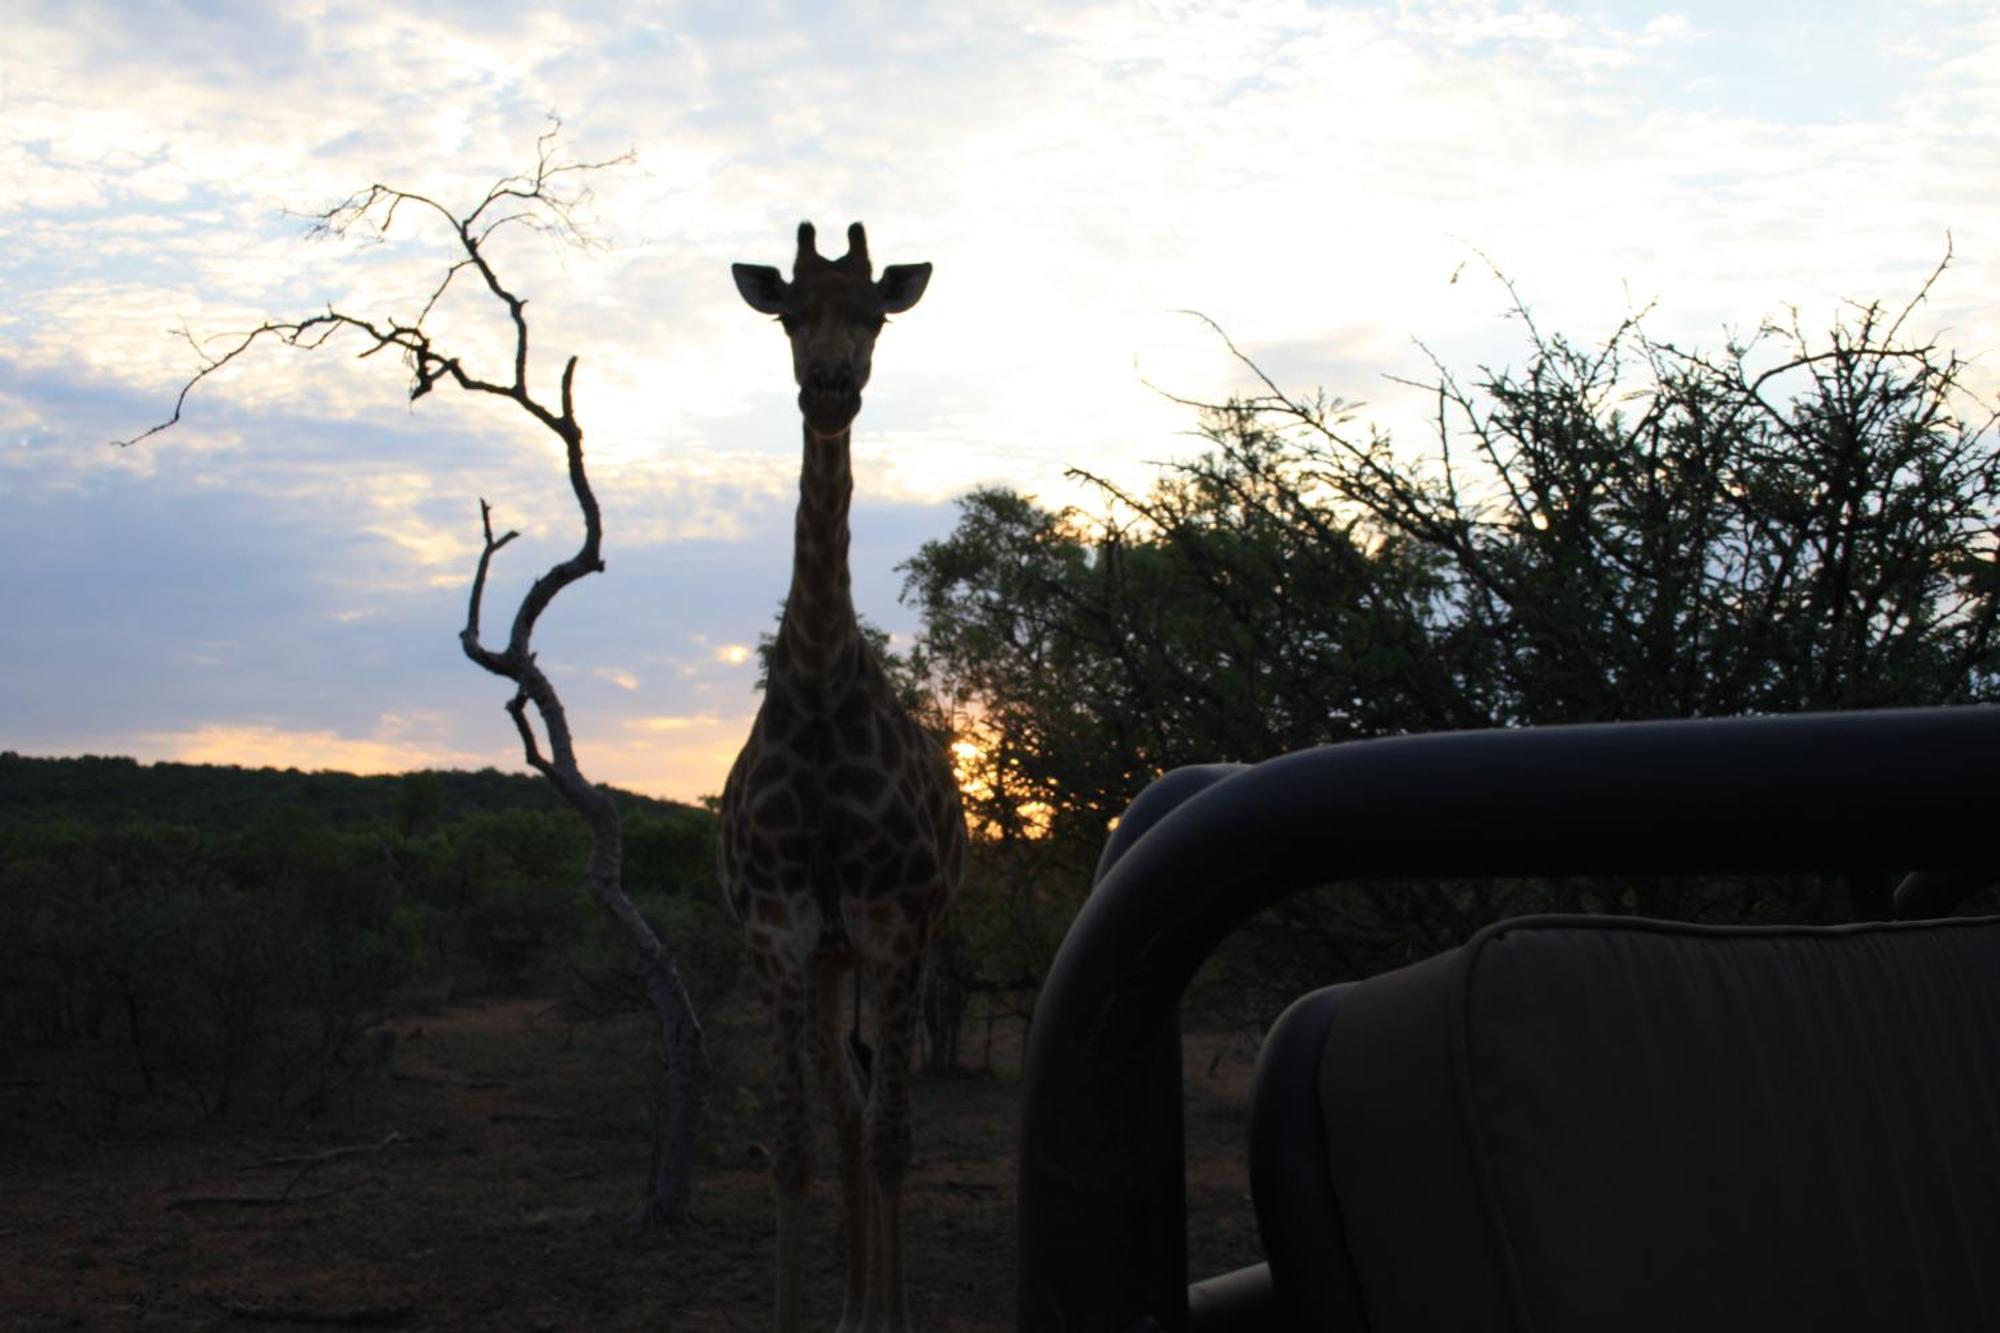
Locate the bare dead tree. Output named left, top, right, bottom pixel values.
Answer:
left=118, top=122, right=707, bottom=1229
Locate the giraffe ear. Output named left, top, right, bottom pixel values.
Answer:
left=878, top=263, right=931, bottom=314
left=733, top=263, right=789, bottom=315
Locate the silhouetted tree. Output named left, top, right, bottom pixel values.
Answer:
left=902, top=254, right=2000, bottom=1016
left=120, top=123, right=707, bottom=1228
left=1164, top=253, right=1999, bottom=725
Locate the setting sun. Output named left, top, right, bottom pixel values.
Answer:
left=948, top=722, right=1057, bottom=838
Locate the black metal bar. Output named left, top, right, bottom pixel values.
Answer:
left=1017, top=706, right=2000, bottom=1333
left=1093, top=764, right=1248, bottom=882
left=1018, top=766, right=1246, bottom=1333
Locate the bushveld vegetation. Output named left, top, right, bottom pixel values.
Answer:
left=0, top=758, right=728, bottom=1122
left=899, top=266, right=2000, bottom=1034
left=5, top=267, right=1995, bottom=1256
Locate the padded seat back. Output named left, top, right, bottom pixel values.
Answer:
left=1256, top=914, right=2000, bottom=1333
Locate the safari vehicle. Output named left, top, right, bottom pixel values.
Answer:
left=1018, top=707, right=2000, bottom=1333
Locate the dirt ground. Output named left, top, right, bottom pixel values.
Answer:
left=0, top=998, right=1270, bottom=1330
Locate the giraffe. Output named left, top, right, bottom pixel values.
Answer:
left=721, top=220, right=967, bottom=1333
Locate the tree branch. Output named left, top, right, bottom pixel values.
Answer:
left=122, top=123, right=705, bottom=1228
left=117, top=115, right=630, bottom=449
left=460, top=499, right=518, bottom=675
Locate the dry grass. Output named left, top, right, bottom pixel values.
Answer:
left=0, top=995, right=1269, bottom=1330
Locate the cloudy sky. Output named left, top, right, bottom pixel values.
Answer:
left=4, top=0, right=1997, bottom=802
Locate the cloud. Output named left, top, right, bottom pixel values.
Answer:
left=599, top=710, right=753, bottom=801
left=626, top=714, right=712, bottom=733
left=138, top=717, right=494, bottom=776
left=23, top=1, right=1995, bottom=498
left=0, top=408, right=956, bottom=802
left=6, top=0, right=1998, bottom=802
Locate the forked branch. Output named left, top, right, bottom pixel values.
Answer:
left=120, top=124, right=705, bottom=1229
left=114, top=117, right=628, bottom=450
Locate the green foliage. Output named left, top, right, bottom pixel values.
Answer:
left=0, top=766, right=724, bottom=1117
left=395, top=770, right=447, bottom=836
left=561, top=807, right=737, bottom=1027
left=621, top=806, right=722, bottom=902
left=901, top=270, right=2000, bottom=1029
left=462, top=871, right=585, bottom=989
left=567, top=887, right=744, bottom=1021
left=0, top=816, right=411, bottom=1116
left=0, top=753, right=689, bottom=830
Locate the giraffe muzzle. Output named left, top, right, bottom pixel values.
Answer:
left=800, top=383, right=862, bottom=434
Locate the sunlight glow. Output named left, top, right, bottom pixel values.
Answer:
left=627, top=715, right=710, bottom=732
left=142, top=721, right=491, bottom=775
left=949, top=723, right=1055, bottom=839
left=608, top=711, right=755, bottom=802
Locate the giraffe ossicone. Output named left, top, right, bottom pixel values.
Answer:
left=721, top=220, right=965, bottom=1333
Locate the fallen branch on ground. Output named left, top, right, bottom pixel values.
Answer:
left=217, top=1296, right=413, bottom=1326
left=168, top=1184, right=355, bottom=1210
left=241, top=1131, right=405, bottom=1171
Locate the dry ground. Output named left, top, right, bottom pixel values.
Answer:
left=0, top=998, right=1270, bottom=1330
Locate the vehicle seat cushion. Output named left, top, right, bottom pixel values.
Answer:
left=1317, top=914, right=2000, bottom=1333
left=1249, top=984, right=1369, bottom=1330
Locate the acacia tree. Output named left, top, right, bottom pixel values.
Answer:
left=901, top=257, right=2000, bottom=1021
left=120, top=125, right=707, bottom=1228
left=1163, top=254, right=2000, bottom=725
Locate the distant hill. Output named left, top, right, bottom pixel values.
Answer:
left=0, top=752, right=701, bottom=829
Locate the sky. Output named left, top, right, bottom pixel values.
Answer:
left=3, top=0, right=1997, bottom=803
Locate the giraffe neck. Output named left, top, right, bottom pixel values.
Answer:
left=776, top=420, right=860, bottom=677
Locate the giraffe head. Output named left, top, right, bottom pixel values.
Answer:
left=733, top=221, right=931, bottom=439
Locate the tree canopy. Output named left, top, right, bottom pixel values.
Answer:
left=907, top=268, right=1998, bottom=842
left=899, top=265, right=2000, bottom=1014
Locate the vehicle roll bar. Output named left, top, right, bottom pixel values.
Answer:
left=1017, top=707, right=2000, bottom=1333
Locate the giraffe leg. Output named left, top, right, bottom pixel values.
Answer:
left=858, top=943, right=926, bottom=1333
left=810, top=953, right=870, bottom=1333
left=761, top=957, right=813, bottom=1333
